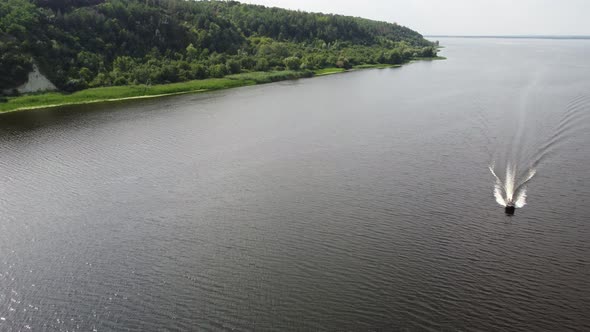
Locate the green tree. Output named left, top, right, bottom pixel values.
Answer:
left=283, top=56, right=301, bottom=70
left=226, top=59, right=241, bottom=74
left=186, top=43, right=199, bottom=61
left=79, top=67, right=93, bottom=82
left=209, top=64, right=227, bottom=78
left=335, top=56, right=351, bottom=69
left=191, top=63, right=208, bottom=79
left=240, top=56, right=256, bottom=70
left=255, top=58, right=269, bottom=71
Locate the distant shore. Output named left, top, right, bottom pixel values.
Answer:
left=426, top=35, right=590, bottom=40
left=0, top=59, right=444, bottom=114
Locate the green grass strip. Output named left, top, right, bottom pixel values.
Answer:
left=0, top=60, right=444, bottom=114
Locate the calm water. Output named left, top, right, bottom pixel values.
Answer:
left=1, top=38, right=590, bottom=331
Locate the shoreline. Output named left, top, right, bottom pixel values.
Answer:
left=0, top=89, right=210, bottom=114
left=0, top=59, right=444, bottom=114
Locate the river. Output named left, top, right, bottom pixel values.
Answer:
left=1, top=37, right=589, bottom=331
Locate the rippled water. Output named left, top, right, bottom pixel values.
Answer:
left=1, top=38, right=590, bottom=331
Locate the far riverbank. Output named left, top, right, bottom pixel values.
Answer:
left=0, top=59, right=444, bottom=114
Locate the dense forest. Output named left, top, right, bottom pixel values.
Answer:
left=0, top=0, right=438, bottom=94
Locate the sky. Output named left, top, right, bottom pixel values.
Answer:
left=239, top=0, right=590, bottom=36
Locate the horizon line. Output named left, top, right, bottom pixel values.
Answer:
left=425, top=34, right=590, bottom=40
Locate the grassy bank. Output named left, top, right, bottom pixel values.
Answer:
left=0, top=78, right=251, bottom=113
left=314, top=64, right=403, bottom=76
left=226, top=70, right=313, bottom=84
left=353, top=64, right=402, bottom=69
left=413, top=56, right=447, bottom=61
left=314, top=68, right=346, bottom=76
left=0, top=60, right=440, bottom=113
left=0, top=71, right=315, bottom=113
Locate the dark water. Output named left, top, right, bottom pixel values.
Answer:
left=1, top=38, right=590, bottom=331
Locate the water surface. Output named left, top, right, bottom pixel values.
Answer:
left=1, top=38, right=590, bottom=331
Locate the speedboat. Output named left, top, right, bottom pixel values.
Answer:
left=505, top=204, right=515, bottom=215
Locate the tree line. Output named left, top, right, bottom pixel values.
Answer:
left=0, top=0, right=438, bottom=94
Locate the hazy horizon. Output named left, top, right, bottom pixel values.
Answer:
left=239, top=0, right=590, bottom=36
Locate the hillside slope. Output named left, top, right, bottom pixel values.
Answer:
left=0, top=0, right=437, bottom=93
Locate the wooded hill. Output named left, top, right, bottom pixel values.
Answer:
left=0, top=0, right=437, bottom=93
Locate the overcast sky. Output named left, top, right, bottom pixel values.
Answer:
left=239, top=0, right=590, bottom=36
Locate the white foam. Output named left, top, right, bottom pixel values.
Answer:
left=490, top=163, right=536, bottom=209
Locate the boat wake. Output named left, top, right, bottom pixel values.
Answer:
left=481, top=90, right=590, bottom=212
left=489, top=163, right=535, bottom=208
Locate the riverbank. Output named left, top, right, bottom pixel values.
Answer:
left=0, top=60, right=443, bottom=114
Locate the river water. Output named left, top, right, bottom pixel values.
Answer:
left=1, top=38, right=590, bottom=331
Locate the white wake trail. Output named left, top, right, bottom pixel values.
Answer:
left=489, top=163, right=536, bottom=209
left=514, top=189, right=528, bottom=208
left=489, top=164, right=507, bottom=207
